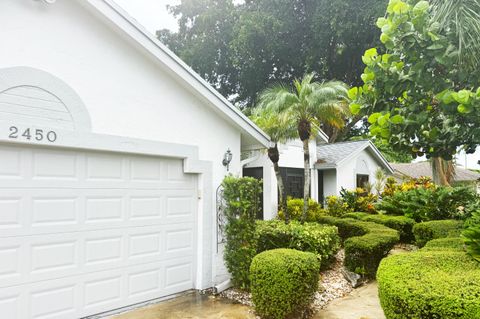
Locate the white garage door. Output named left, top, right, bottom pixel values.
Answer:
left=0, top=143, right=198, bottom=319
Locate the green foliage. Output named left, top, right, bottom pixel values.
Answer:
left=340, top=187, right=378, bottom=213
left=325, top=195, right=353, bottom=217
left=222, top=176, right=262, bottom=289
left=422, top=237, right=465, bottom=251
left=413, top=220, right=463, bottom=247
left=377, top=250, right=480, bottom=319
left=250, top=249, right=320, bottom=319
left=159, top=0, right=387, bottom=108
left=277, top=198, right=326, bottom=222
left=376, top=186, right=479, bottom=222
left=351, top=0, right=480, bottom=160
left=255, top=220, right=340, bottom=267
left=318, top=217, right=399, bottom=277
left=463, top=210, right=480, bottom=262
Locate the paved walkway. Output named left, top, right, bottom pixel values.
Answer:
left=110, top=282, right=384, bottom=319
left=314, top=281, right=385, bottom=319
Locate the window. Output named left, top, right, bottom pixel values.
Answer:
left=356, top=174, right=369, bottom=188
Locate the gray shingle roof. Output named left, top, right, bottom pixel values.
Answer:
left=316, top=140, right=370, bottom=166
left=391, top=162, right=480, bottom=182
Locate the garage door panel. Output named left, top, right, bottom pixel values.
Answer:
left=0, top=144, right=198, bottom=318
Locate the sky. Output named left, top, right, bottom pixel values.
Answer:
left=112, top=1, right=480, bottom=170
left=114, top=0, right=180, bottom=33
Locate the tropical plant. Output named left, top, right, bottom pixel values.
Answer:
left=374, top=168, right=387, bottom=195
left=350, top=0, right=480, bottom=184
left=250, top=108, right=297, bottom=222
left=257, top=73, right=349, bottom=221
left=463, top=210, right=480, bottom=262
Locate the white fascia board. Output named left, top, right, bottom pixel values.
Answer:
left=80, top=0, right=271, bottom=148
left=317, top=130, right=329, bottom=143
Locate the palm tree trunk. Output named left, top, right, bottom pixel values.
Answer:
left=268, top=144, right=289, bottom=223
left=302, top=138, right=311, bottom=223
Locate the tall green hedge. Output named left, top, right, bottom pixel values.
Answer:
left=250, top=249, right=319, bottom=319
left=222, top=176, right=262, bottom=290
left=256, top=220, right=340, bottom=267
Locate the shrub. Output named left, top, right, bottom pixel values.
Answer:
left=222, top=176, right=262, bottom=289
left=342, top=212, right=370, bottom=220
left=277, top=198, right=326, bottom=222
left=250, top=249, right=320, bottom=319
left=318, top=217, right=399, bottom=277
left=256, top=220, right=340, bottom=266
left=325, top=195, right=352, bottom=217
left=422, top=237, right=465, bottom=251
left=377, top=251, right=480, bottom=319
left=463, top=210, right=480, bottom=262
left=362, top=215, right=415, bottom=243
left=413, top=220, right=464, bottom=247
left=340, top=187, right=378, bottom=213
left=377, top=186, right=479, bottom=222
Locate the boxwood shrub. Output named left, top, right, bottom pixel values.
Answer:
left=255, top=220, right=340, bottom=267
left=377, top=251, right=480, bottom=319
left=250, top=249, right=319, bottom=319
left=422, top=237, right=465, bottom=251
left=413, top=220, right=463, bottom=247
left=342, top=213, right=415, bottom=243
left=317, top=217, right=399, bottom=277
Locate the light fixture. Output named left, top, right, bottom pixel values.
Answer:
left=222, top=149, right=233, bottom=171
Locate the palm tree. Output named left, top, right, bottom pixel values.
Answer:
left=250, top=108, right=296, bottom=222
left=257, top=73, right=349, bottom=221
left=429, top=0, right=480, bottom=185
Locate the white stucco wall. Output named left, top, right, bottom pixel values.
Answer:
left=0, top=0, right=248, bottom=286
left=334, top=149, right=384, bottom=194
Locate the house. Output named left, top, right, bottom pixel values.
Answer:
left=391, top=162, right=480, bottom=190
left=244, top=139, right=393, bottom=219
left=0, top=1, right=270, bottom=318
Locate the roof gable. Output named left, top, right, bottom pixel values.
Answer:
left=316, top=140, right=394, bottom=173
left=78, top=0, right=270, bottom=148
left=391, top=162, right=480, bottom=182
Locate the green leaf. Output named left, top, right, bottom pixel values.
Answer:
left=413, top=1, right=429, bottom=13
left=390, top=114, right=404, bottom=124
left=368, top=113, right=381, bottom=124
left=348, top=87, right=359, bottom=100
left=376, top=17, right=388, bottom=28
left=454, top=90, right=471, bottom=104
left=427, top=43, right=444, bottom=50
left=392, top=1, right=409, bottom=14
left=378, top=114, right=389, bottom=126
left=382, top=54, right=392, bottom=63
left=457, top=104, right=472, bottom=114
left=380, top=33, right=391, bottom=44
left=350, top=103, right=361, bottom=115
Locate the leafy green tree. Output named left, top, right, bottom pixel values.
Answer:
left=158, top=0, right=387, bottom=108
left=350, top=0, right=480, bottom=184
left=257, top=74, right=349, bottom=221
left=250, top=108, right=297, bottom=222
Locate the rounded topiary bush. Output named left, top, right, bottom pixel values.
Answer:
left=377, top=251, right=480, bottom=319
left=250, top=249, right=319, bottom=319
left=413, top=220, right=463, bottom=247
left=422, top=237, right=465, bottom=251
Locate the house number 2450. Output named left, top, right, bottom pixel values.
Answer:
left=8, top=126, right=58, bottom=143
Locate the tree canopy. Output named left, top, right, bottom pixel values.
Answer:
left=158, top=0, right=388, bottom=108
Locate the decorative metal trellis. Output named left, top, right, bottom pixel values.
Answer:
left=216, top=184, right=227, bottom=251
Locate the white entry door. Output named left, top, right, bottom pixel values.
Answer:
left=0, top=143, right=198, bottom=319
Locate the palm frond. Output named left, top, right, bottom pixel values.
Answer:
left=431, top=0, right=480, bottom=71
left=251, top=105, right=297, bottom=143
left=257, top=84, right=299, bottom=113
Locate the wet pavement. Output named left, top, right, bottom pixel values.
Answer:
left=110, top=282, right=384, bottom=319
left=109, top=293, right=255, bottom=319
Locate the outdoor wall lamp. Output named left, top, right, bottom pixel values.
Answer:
left=222, top=149, right=233, bottom=171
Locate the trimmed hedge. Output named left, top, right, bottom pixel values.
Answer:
left=317, top=217, right=399, bottom=277
left=377, top=251, right=480, bottom=319
left=250, top=249, right=320, bottom=319
left=423, top=237, right=465, bottom=251
left=343, top=213, right=415, bottom=243
left=413, top=220, right=464, bottom=247
left=256, top=220, right=340, bottom=266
